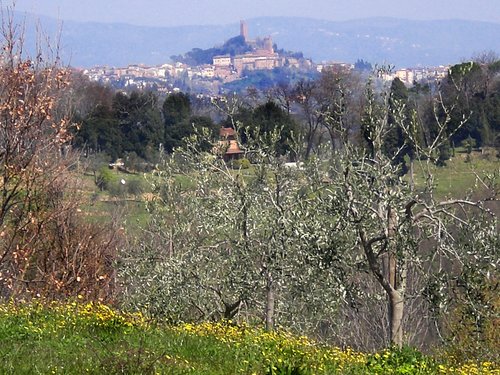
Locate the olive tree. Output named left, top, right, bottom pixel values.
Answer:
left=323, top=71, right=498, bottom=348
left=121, top=71, right=498, bottom=351
left=120, top=124, right=346, bottom=332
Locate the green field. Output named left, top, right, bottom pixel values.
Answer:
left=2, top=154, right=496, bottom=374
left=412, top=149, right=499, bottom=198
left=80, top=150, right=499, bottom=234
left=0, top=302, right=497, bottom=375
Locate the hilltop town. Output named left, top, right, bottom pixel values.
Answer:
left=83, top=21, right=450, bottom=94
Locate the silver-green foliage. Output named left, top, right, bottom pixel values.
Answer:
left=326, top=72, right=499, bottom=349
left=121, top=127, right=345, bottom=332
left=120, top=74, right=498, bottom=351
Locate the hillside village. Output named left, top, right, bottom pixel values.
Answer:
left=82, top=21, right=450, bottom=94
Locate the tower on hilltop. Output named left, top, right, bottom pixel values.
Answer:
left=240, top=20, right=248, bottom=42
left=263, top=36, right=274, bottom=53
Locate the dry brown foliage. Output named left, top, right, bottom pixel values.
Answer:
left=0, top=5, right=122, bottom=303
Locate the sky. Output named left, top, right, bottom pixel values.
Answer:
left=11, top=0, right=500, bottom=27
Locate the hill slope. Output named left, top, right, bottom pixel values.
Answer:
left=15, top=12, right=500, bottom=68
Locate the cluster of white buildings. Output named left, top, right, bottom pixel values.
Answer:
left=383, top=66, right=450, bottom=85
left=83, top=61, right=452, bottom=91
left=82, top=20, right=451, bottom=91
left=84, top=63, right=183, bottom=83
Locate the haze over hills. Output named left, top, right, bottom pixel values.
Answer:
left=16, top=12, right=500, bottom=68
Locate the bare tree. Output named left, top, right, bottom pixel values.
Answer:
left=293, top=79, right=327, bottom=158
left=0, top=5, right=122, bottom=301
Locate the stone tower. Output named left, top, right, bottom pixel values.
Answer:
left=263, top=36, right=274, bottom=53
left=240, top=20, right=248, bottom=42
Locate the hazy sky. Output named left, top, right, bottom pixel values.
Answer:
left=12, top=0, right=500, bottom=26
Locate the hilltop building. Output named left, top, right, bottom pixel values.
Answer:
left=240, top=20, right=249, bottom=42
left=81, top=20, right=451, bottom=94
left=213, top=55, right=231, bottom=67
left=213, top=54, right=236, bottom=80
left=213, top=21, right=287, bottom=77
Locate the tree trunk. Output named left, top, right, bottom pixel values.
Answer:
left=389, top=289, right=404, bottom=347
left=409, top=158, right=415, bottom=192
left=386, top=206, right=404, bottom=348
left=168, top=228, right=173, bottom=257
left=305, top=134, right=314, bottom=159
left=265, top=276, right=275, bottom=331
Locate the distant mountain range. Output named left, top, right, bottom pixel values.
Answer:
left=14, top=12, right=500, bottom=68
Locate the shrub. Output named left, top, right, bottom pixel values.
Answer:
left=366, top=346, right=437, bottom=374
left=107, top=180, right=127, bottom=198
left=231, top=158, right=251, bottom=169
left=127, top=179, right=145, bottom=198
left=96, top=166, right=116, bottom=191
left=124, top=151, right=143, bottom=172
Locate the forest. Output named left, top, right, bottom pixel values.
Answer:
left=0, top=9, right=499, bottom=374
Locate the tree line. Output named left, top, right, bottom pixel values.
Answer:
left=73, top=58, right=500, bottom=167
left=73, top=87, right=299, bottom=166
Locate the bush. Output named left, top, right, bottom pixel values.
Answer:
left=231, top=158, right=251, bottom=169
left=124, top=151, right=153, bottom=172
left=366, top=346, right=437, bottom=374
left=437, top=141, right=451, bottom=166
left=107, top=180, right=127, bottom=198
left=461, top=136, right=476, bottom=154
left=127, top=179, right=145, bottom=198
left=96, top=166, right=116, bottom=191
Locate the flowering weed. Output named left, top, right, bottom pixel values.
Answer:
left=0, top=303, right=497, bottom=374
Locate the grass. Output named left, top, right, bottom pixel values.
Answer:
left=77, top=168, right=152, bottom=232
left=411, top=149, right=499, bottom=198
left=76, top=151, right=499, bottom=235
left=0, top=302, right=498, bottom=374
left=77, top=163, right=253, bottom=233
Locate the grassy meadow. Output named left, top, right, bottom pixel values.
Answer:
left=0, top=301, right=497, bottom=375
left=84, top=149, right=499, bottom=232
left=411, top=149, right=499, bottom=198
